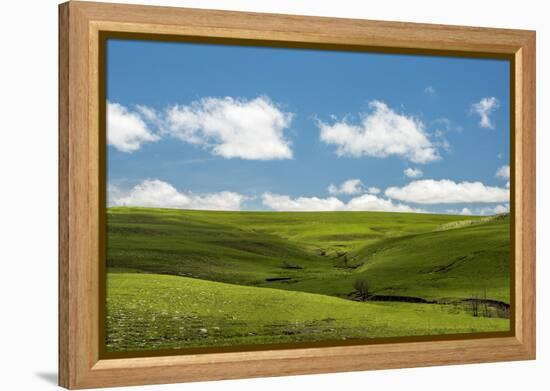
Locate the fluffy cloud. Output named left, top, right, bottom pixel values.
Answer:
left=136, top=104, right=158, bottom=122
left=496, top=165, right=510, bottom=188
left=471, top=97, right=500, bottom=129
left=262, top=192, right=422, bottom=213
left=328, top=179, right=364, bottom=195
left=262, top=193, right=344, bottom=212
left=404, top=167, right=423, bottom=178
left=496, top=165, right=510, bottom=179
left=478, top=204, right=509, bottom=215
left=318, top=101, right=439, bottom=163
left=447, top=204, right=509, bottom=216
left=385, top=179, right=509, bottom=204
left=164, top=96, right=293, bottom=160
left=109, top=179, right=247, bottom=211
left=327, top=179, right=383, bottom=197
left=446, top=207, right=473, bottom=216
left=107, top=102, right=159, bottom=152
left=345, top=194, right=423, bottom=213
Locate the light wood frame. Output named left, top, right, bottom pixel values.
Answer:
left=59, top=1, right=536, bottom=389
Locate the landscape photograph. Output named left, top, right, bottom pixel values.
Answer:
left=105, top=39, right=511, bottom=353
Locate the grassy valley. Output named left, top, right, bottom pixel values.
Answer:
left=106, top=207, right=510, bottom=352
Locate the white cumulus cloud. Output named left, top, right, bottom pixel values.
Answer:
left=109, top=179, right=247, bottom=211
left=471, top=97, right=500, bottom=129
left=478, top=204, right=509, bottom=215
left=447, top=203, right=509, bottom=216
left=136, top=104, right=159, bottom=122
left=345, top=194, right=423, bottom=213
left=446, top=207, right=473, bottom=216
left=367, top=187, right=381, bottom=195
left=262, top=192, right=422, bottom=213
left=385, top=179, right=509, bottom=204
left=262, top=193, right=344, bottom=212
left=318, top=101, right=440, bottom=164
left=496, top=165, right=510, bottom=188
left=107, top=102, right=159, bottom=152
left=164, top=96, right=293, bottom=160
left=328, top=179, right=364, bottom=195
left=496, top=165, right=510, bottom=179
left=404, top=167, right=423, bottom=178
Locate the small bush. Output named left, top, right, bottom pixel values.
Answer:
left=354, top=278, right=370, bottom=301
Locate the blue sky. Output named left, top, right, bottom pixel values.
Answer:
left=106, top=39, right=510, bottom=215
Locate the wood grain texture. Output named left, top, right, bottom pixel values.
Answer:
left=517, top=35, right=536, bottom=353
left=73, top=1, right=531, bottom=54
left=58, top=1, right=536, bottom=389
left=59, top=1, right=97, bottom=388
left=58, top=3, right=70, bottom=387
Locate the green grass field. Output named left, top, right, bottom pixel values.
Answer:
left=106, top=207, right=511, bottom=352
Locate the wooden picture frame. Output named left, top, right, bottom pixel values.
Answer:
left=59, top=1, right=536, bottom=389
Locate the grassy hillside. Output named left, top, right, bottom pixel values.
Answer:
left=107, top=207, right=509, bottom=303
left=106, top=273, right=508, bottom=352
left=105, top=207, right=510, bottom=351
left=266, top=215, right=510, bottom=303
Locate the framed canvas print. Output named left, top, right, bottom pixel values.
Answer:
left=59, top=1, right=536, bottom=389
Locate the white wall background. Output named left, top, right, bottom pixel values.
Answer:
left=0, top=0, right=547, bottom=389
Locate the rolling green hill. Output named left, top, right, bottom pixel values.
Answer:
left=106, top=273, right=508, bottom=352
left=107, top=207, right=509, bottom=302
left=105, top=207, right=510, bottom=351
